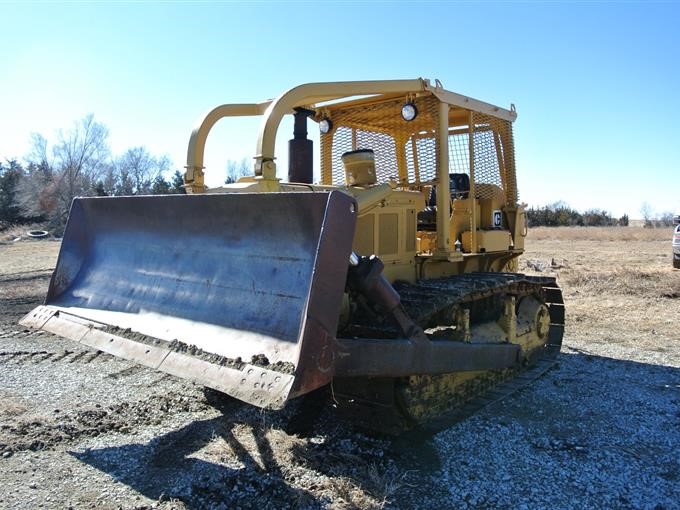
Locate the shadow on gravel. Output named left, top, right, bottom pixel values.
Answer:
left=70, top=414, right=322, bottom=509
left=67, top=390, right=445, bottom=508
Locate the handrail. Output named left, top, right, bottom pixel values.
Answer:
left=184, top=102, right=270, bottom=193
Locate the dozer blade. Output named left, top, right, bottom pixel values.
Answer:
left=20, top=191, right=357, bottom=409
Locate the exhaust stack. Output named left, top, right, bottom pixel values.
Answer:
left=288, top=108, right=314, bottom=183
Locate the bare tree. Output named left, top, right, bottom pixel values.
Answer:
left=14, top=115, right=178, bottom=232
left=97, top=163, right=119, bottom=196
left=225, top=158, right=252, bottom=184
left=115, top=147, right=171, bottom=195
left=659, top=211, right=675, bottom=227
left=28, top=133, right=50, bottom=168
left=54, top=114, right=109, bottom=197
left=640, top=202, right=654, bottom=227
left=17, top=114, right=110, bottom=232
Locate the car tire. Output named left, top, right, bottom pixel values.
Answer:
left=674, top=256, right=680, bottom=269
left=26, top=230, right=49, bottom=239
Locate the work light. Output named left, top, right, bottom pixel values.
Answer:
left=319, top=118, right=333, bottom=134
left=401, top=102, right=418, bottom=121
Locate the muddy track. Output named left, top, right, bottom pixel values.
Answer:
left=0, top=270, right=53, bottom=283
left=0, top=348, right=113, bottom=365
left=0, top=296, right=45, bottom=313
left=0, top=393, right=211, bottom=457
left=0, top=271, right=52, bottom=322
left=0, top=296, right=43, bottom=306
left=0, top=297, right=48, bottom=324
left=0, top=325, right=57, bottom=341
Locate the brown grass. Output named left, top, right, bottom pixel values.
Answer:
left=0, top=223, right=51, bottom=243
left=0, top=241, right=60, bottom=278
left=563, top=268, right=680, bottom=299
left=527, top=226, right=671, bottom=242
left=521, top=226, right=680, bottom=364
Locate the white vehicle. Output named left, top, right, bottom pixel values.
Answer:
left=674, top=222, right=680, bottom=269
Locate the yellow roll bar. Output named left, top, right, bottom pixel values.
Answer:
left=183, top=78, right=517, bottom=193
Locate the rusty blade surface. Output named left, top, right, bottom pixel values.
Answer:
left=23, top=191, right=357, bottom=408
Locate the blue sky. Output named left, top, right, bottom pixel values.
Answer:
left=1, top=1, right=679, bottom=218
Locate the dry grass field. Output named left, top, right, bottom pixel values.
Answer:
left=524, top=226, right=679, bottom=366
left=0, top=225, right=678, bottom=509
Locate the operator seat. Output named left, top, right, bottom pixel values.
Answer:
left=418, top=173, right=470, bottom=231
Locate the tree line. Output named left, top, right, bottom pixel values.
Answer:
left=526, top=202, right=628, bottom=227
left=639, top=201, right=677, bottom=228
left=526, top=201, right=676, bottom=228
left=0, top=114, right=186, bottom=234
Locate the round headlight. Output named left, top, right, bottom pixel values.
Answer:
left=319, top=118, right=333, bottom=134
left=401, top=102, right=418, bottom=121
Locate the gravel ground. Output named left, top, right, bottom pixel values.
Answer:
left=1, top=235, right=679, bottom=509
left=432, top=349, right=679, bottom=510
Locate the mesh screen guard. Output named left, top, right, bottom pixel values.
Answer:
left=321, top=95, right=440, bottom=186
left=319, top=95, right=517, bottom=206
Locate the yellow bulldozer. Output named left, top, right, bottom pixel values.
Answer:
left=21, top=79, right=563, bottom=433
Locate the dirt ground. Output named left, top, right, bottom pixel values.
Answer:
left=0, top=227, right=678, bottom=509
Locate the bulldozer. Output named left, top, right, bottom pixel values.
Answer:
left=21, top=79, right=564, bottom=433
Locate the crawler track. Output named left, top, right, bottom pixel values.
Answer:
left=333, top=273, right=564, bottom=434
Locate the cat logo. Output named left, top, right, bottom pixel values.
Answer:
left=493, top=210, right=502, bottom=228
